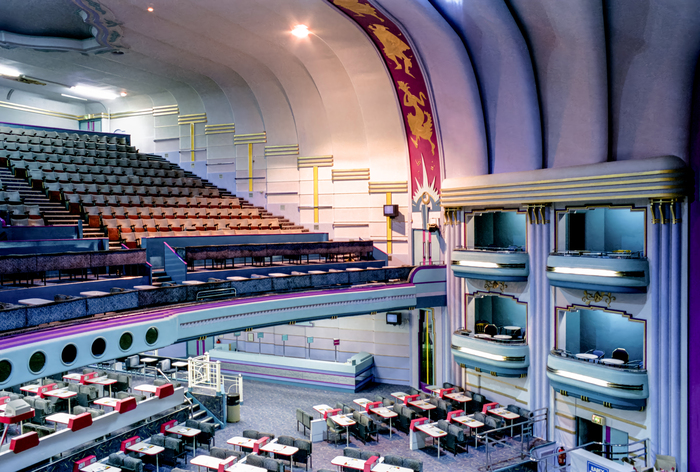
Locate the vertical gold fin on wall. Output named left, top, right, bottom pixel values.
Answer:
left=190, top=123, right=195, bottom=162
left=386, top=192, right=392, bottom=254
left=248, top=143, right=253, bottom=192
left=314, top=166, right=319, bottom=223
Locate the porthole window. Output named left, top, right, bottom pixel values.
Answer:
left=119, top=332, right=134, bottom=351
left=29, top=351, right=46, bottom=373
left=61, top=344, right=78, bottom=365
left=145, top=327, right=159, bottom=345
left=91, top=337, right=107, bottom=357
left=0, top=360, right=12, bottom=383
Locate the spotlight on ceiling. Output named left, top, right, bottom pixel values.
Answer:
left=120, top=92, right=128, bottom=97
left=147, top=6, right=154, bottom=12
left=291, top=25, right=310, bottom=38
left=70, top=85, right=118, bottom=100
left=0, top=65, right=21, bottom=78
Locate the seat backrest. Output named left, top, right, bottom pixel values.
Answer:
left=403, top=458, right=422, bottom=472
left=277, top=435, right=295, bottom=446
left=344, top=448, right=362, bottom=459
left=242, top=429, right=258, bottom=439
left=612, top=348, right=629, bottom=363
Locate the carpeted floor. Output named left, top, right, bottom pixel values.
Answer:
left=160, top=378, right=535, bottom=472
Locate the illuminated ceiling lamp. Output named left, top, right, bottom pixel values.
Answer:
left=291, top=25, right=310, bottom=38
left=0, top=65, right=21, bottom=78
left=70, top=85, right=118, bottom=100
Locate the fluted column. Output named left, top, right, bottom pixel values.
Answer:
left=648, top=199, right=683, bottom=463
left=527, top=205, right=551, bottom=439
left=443, top=209, right=465, bottom=386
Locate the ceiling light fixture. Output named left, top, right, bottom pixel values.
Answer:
left=291, top=25, right=310, bottom=38
left=120, top=92, right=128, bottom=97
left=70, top=85, right=118, bottom=100
left=147, top=6, right=154, bottom=12
left=61, top=94, right=88, bottom=101
left=0, top=65, right=21, bottom=78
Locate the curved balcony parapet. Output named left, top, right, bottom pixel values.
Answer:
left=451, top=249, right=529, bottom=282
left=546, top=253, right=649, bottom=293
left=451, top=330, right=529, bottom=377
left=546, top=351, right=648, bottom=411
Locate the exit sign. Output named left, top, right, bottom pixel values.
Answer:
left=591, top=414, right=605, bottom=426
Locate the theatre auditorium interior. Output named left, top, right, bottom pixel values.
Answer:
left=0, top=1, right=696, bottom=471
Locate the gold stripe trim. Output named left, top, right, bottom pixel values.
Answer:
left=442, top=192, right=687, bottom=207
left=179, top=113, right=207, bottom=119
left=204, top=130, right=236, bottom=135
left=442, top=184, right=686, bottom=202
left=445, top=176, right=681, bottom=197
left=555, top=425, right=576, bottom=435
left=333, top=169, right=370, bottom=181
left=556, top=398, right=647, bottom=429
left=478, top=385, right=528, bottom=405
left=369, top=181, right=408, bottom=194
left=298, top=156, right=333, bottom=168
left=555, top=412, right=576, bottom=421
left=444, top=169, right=682, bottom=192
left=0, top=100, right=82, bottom=120
left=236, top=133, right=267, bottom=138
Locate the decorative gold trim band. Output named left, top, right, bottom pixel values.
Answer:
left=547, top=366, right=644, bottom=391
left=332, top=169, right=370, bottom=181
left=265, top=144, right=299, bottom=157
left=369, top=181, right=408, bottom=194
left=234, top=132, right=267, bottom=145
left=0, top=100, right=83, bottom=120
left=556, top=398, right=647, bottom=429
left=205, top=123, right=235, bottom=135
left=298, top=155, right=333, bottom=168
left=555, top=425, right=576, bottom=435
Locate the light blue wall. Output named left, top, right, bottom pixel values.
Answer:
left=564, top=308, right=644, bottom=361
left=475, top=295, right=527, bottom=329
left=573, top=208, right=645, bottom=252
left=474, top=212, right=526, bottom=248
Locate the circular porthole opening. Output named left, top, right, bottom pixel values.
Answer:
left=61, top=344, right=78, bottom=365
left=29, top=351, right=46, bottom=373
left=119, top=332, right=134, bottom=351
left=0, top=360, right=12, bottom=383
left=145, top=327, right=159, bottom=345
left=91, top=337, right=107, bottom=357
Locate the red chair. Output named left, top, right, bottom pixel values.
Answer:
left=37, top=383, right=57, bottom=399
left=160, top=419, right=177, bottom=434
left=404, top=394, right=420, bottom=405
left=409, top=417, right=428, bottom=432
left=68, top=412, right=93, bottom=432
left=73, top=455, right=96, bottom=472
left=120, top=435, right=140, bottom=452
left=155, top=383, right=174, bottom=399
left=446, top=410, right=465, bottom=422
left=364, top=456, right=379, bottom=472
left=253, top=436, right=269, bottom=454
left=116, top=397, right=137, bottom=414
left=10, top=432, right=39, bottom=453
left=218, top=457, right=236, bottom=472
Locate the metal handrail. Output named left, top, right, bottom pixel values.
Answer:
left=480, top=407, right=548, bottom=470
left=533, top=438, right=649, bottom=471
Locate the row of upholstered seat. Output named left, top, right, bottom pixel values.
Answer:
left=2, top=143, right=134, bottom=155
left=19, top=164, right=184, bottom=179
left=37, top=172, right=191, bottom=186
left=1, top=136, right=135, bottom=151
left=0, top=127, right=128, bottom=144
left=87, top=205, right=255, bottom=220
left=75, top=195, right=239, bottom=209
left=0, top=204, right=41, bottom=216
left=5, top=152, right=174, bottom=169
left=105, top=218, right=282, bottom=245
left=47, top=182, right=221, bottom=198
